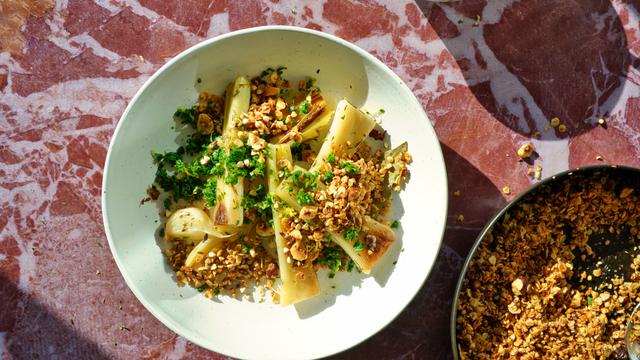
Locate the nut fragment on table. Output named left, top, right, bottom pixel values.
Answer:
left=517, top=143, right=535, bottom=159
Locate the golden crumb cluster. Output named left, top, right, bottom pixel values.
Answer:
left=457, top=171, right=640, bottom=359
left=277, top=146, right=411, bottom=269
left=166, top=237, right=278, bottom=301
left=317, top=152, right=390, bottom=231
left=238, top=70, right=326, bottom=142
left=195, top=92, right=224, bottom=135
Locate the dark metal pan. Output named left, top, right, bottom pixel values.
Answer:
left=450, top=164, right=640, bottom=359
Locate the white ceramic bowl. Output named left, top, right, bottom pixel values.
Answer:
left=102, top=26, right=447, bottom=360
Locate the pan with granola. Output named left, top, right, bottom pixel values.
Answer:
left=452, top=165, right=640, bottom=359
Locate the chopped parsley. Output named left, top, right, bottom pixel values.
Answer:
left=322, top=170, right=334, bottom=183
left=242, top=185, right=273, bottom=220
left=202, top=178, right=217, bottom=206
left=289, top=170, right=318, bottom=190
left=340, top=161, right=361, bottom=175
left=276, top=66, right=287, bottom=75
left=317, top=246, right=350, bottom=277
left=260, top=67, right=275, bottom=78
left=296, top=189, right=314, bottom=205
left=378, top=108, right=385, bottom=114
left=587, top=296, right=593, bottom=305
left=197, top=286, right=205, bottom=292
left=344, top=228, right=359, bottom=241
left=353, top=240, right=365, bottom=253
left=326, top=152, right=336, bottom=165
left=174, top=106, right=198, bottom=128
left=196, top=77, right=202, bottom=84
left=391, top=220, right=399, bottom=229
left=299, top=100, right=310, bottom=115
left=222, top=145, right=266, bottom=184
left=305, top=78, right=314, bottom=89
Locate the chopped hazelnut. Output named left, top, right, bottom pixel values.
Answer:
left=517, top=143, right=535, bottom=159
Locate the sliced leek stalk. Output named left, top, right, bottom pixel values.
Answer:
left=223, top=76, right=251, bottom=133
left=310, top=100, right=377, bottom=173
left=300, top=110, right=333, bottom=143
left=165, top=207, right=241, bottom=244
left=184, top=236, right=217, bottom=268
left=328, top=217, right=396, bottom=274
left=211, top=76, right=251, bottom=225
left=267, top=143, right=320, bottom=305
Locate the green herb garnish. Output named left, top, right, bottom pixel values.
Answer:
left=340, top=161, right=361, bottom=175
left=322, top=170, right=334, bottom=183
left=173, top=106, right=198, bottom=128
left=202, top=178, right=217, bottom=206
left=299, top=100, right=310, bottom=115
left=296, top=189, right=314, bottom=205
left=344, top=228, right=359, bottom=241
left=326, top=153, right=336, bottom=165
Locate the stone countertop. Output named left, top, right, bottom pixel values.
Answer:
left=2, top=0, right=640, bottom=359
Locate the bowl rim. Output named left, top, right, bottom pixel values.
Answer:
left=102, top=25, right=448, bottom=359
left=449, top=164, right=640, bottom=359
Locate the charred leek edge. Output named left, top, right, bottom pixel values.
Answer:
left=310, top=100, right=377, bottom=173
left=275, top=169, right=396, bottom=274
left=300, top=110, right=334, bottom=143
left=267, top=144, right=320, bottom=305
left=211, top=76, right=251, bottom=225
left=327, top=217, right=396, bottom=274
left=271, top=94, right=328, bottom=144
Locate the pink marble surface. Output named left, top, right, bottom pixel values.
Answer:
left=2, top=0, right=640, bottom=359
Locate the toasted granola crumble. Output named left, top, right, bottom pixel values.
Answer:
left=165, top=236, right=279, bottom=297
left=280, top=147, right=411, bottom=269
left=457, top=172, right=640, bottom=359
